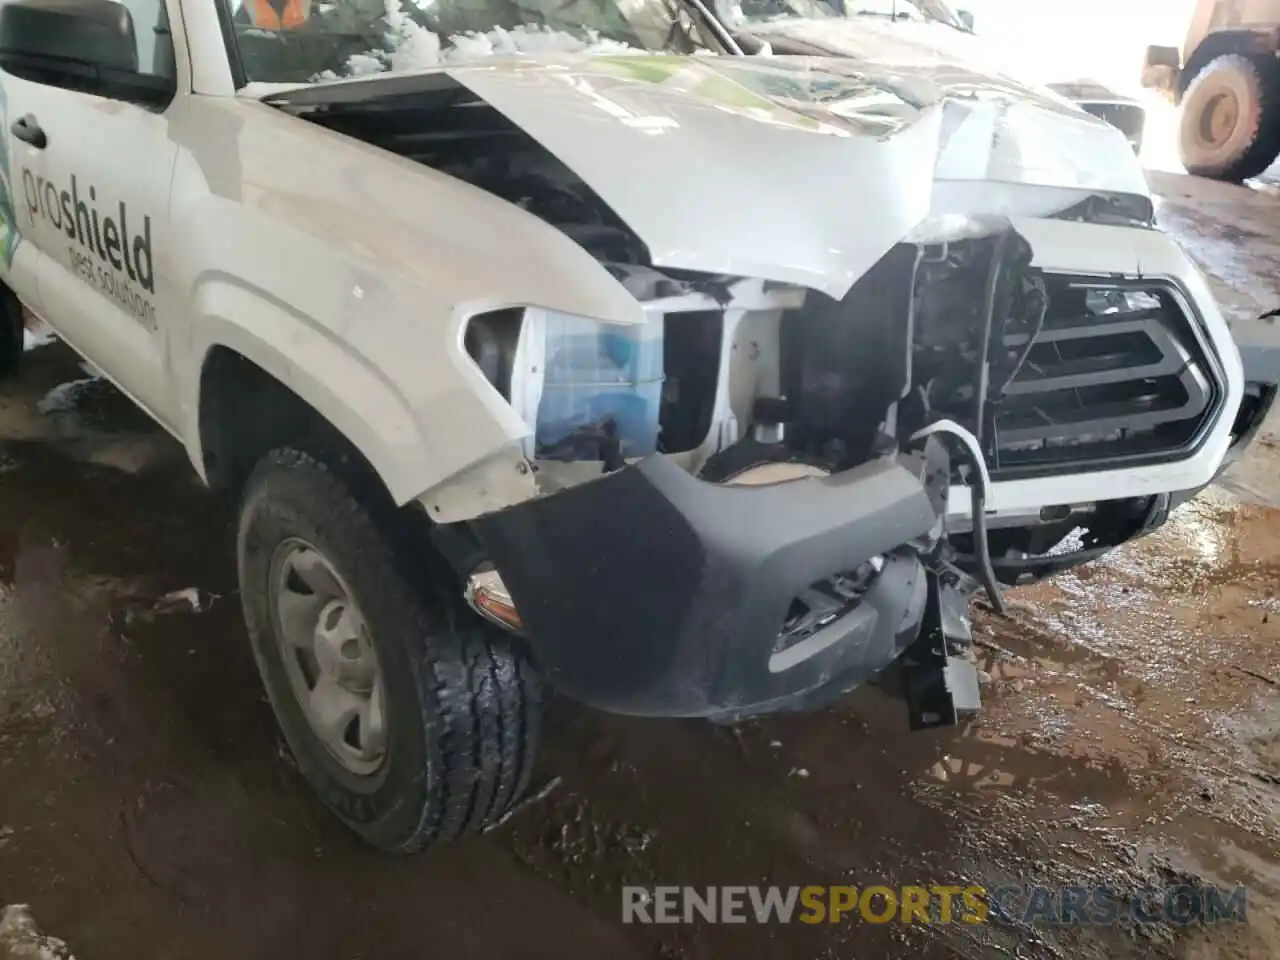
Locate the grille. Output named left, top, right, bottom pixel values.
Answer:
left=771, top=560, right=882, bottom=664
left=988, top=284, right=1220, bottom=478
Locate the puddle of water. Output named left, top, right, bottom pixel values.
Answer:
left=965, top=487, right=1280, bottom=909
left=920, top=723, right=1134, bottom=807
left=998, top=493, right=1280, bottom=680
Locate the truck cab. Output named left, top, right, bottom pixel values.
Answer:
left=0, top=0, right=1260, bottom=854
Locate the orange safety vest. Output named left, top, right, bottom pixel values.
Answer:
left=249, top=0, right=309, bottom=30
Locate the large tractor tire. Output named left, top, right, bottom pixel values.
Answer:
left=1179, top=53, right=1280, bottom=182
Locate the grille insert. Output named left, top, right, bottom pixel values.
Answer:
left=988, top=285, right=1219, bottom=477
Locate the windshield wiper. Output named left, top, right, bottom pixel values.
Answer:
left=680, top=0, right=744, bottom=53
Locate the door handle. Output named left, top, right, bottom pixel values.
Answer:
left=11, top=114, right=46, bottom=149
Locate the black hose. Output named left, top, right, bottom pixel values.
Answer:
left=973, top=232, right=1005, bottom=448
left=970, top=482, right=1007, bottom=615
left=969, top=235, right=1009, bottom=616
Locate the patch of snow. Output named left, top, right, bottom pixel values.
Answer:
left=1046, top=526, right=1087, bottom=557
left=154, top=587, right=217, bottom=615
left=0, top=905, right=76, bottom=960
left=383, top=0, right=442, bottom=71
left=320, top=14, right=648, bottom=81
left=35, top=378, right=101, bottom=417
left=448, top=25, right=641, bottom=59
left=21, top=325, right=54, bottom=351
left=482, top=774, right=563, bottom=832
left=344, top=53, right=389, bottom=76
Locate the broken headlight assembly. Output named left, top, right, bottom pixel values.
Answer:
left=466, top=306, right=664, bottom=464
left=499, top=308, right=666, bottom=466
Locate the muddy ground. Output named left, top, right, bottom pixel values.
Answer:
left=3, top=143, right=1280, bottom=960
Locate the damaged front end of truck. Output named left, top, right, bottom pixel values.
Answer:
left=264, top=53, right=1240, bottom=727
left=467, top=229, right=1045, bottom=726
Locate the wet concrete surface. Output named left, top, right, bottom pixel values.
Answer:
left=3, top=173, right=1280, bottom=959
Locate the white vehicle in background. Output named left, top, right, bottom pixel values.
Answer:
left=0, top=0, right=1262, bottom=853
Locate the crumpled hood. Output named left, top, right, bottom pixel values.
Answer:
left=439, top=54, right=1147, bottom=298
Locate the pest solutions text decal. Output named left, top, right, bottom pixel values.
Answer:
left=21, top=167, right=156, bottom=331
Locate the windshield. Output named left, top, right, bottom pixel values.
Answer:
left=222, top=0, right=724, bottom=84
left=716, top=0, right=961, bottom=29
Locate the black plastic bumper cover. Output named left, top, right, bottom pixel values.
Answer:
left=472, top=454, right=942, bottom=719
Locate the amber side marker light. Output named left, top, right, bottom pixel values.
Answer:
left=465, top=567, right=523, bottom=633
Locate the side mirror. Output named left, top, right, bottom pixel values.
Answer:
left=957, top=9, right=975, bottom=31
left=0, top=0, right=137, bottom=72
left=0, top=0, right=167, bottom=104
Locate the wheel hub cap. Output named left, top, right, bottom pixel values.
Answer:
left=1201, top=92, right=1240, bottom=146
left=270, top=539, right=387, bottom=776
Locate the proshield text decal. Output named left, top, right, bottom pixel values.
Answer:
left=21, top=168, right=156, bottom=332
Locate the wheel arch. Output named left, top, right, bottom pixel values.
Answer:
left=185, top=283, right=430, bottom=504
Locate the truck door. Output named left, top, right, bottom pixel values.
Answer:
left=2, top=0, right=181, bottom=430
left=0, top=70, right=46, bottom=321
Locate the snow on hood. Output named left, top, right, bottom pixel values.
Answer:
left=433, top=54, right=1149, bottom=298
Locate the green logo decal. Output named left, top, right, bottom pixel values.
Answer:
left=0, top=81, right=21, bottom=267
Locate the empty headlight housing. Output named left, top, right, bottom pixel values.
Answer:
left=522, top=309, right=665, bottom=462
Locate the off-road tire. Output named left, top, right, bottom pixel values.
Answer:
left=1180, top=53, right=1280, bottom=182
left=238, top=447, right=541, bottom=852
left=0, top=285, right=24, bottom=378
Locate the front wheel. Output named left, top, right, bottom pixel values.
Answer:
left=0, top=285, right=25, bottom=379
left=1179, top=53, right=1280, bottom=182
left=237, top=447, right=541, bottom=852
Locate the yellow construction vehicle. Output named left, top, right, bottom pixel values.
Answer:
left=1143, top=0, right=1280, bottom=181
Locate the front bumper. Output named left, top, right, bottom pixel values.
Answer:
left=472, top=452, right=945, bottom=720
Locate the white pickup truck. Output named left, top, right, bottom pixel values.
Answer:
left=0, top=0, right=1267, bottom=853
